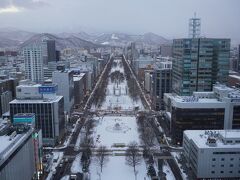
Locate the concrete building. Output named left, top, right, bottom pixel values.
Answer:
left=9, top=82, right=64, bottom=146
left=172, top=38, right=230, bottom=96
left=52, top=70, right=74, bottom=114
left=73, top=73, right=86, bottom=105
left=0, top=79, right=17, bottom=117
left=151, top=57, right=172, bottom=110
left=160, top=44, right=173, bottom=57
left=183, top=130, right=240, bottom=179
left=144, top=70, right=153, bottom=93
left=228, top=74, right=240, bottom=88
left=23, top=43, right=44, bottom=83
left=0, top=121, right=36, bottom=180
left=164, top=84, right=240, bottom=144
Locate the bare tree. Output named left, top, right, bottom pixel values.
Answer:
left=95, top=145, right=109, bottom=173
left=141, top=127, right=156, bottom=147
left=125, top=141, right=142, bottom=180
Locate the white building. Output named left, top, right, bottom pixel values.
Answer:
left=9, top=82, right=64, bottom=146
left=0, top=121, right=36, bottom=180
left=164, top=84, right=240, bottom=144
left=23, top=44, right=44, bottom=83
left=183, top=130, right=240, bottom=179
left=52, top=70, right=74, bottom=114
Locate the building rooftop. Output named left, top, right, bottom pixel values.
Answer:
left=0, top=127, right=33, bottom=166
left=10, top=95, right=63, bottom=104
left=184, top=130, right=240, bottom=149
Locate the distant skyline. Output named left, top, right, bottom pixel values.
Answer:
left=0, top=0, right=239, bottom=43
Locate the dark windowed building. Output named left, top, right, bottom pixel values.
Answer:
left=164, top=84, right=240, bottom=144
left=172, top=38, right=230, bottom=96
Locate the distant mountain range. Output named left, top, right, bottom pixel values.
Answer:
left=21, top=33, right=100, bottom=50
left=0, top=28, right=171, bottom=49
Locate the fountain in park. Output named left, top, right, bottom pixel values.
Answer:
left=106, top=118, right=131, bottom=133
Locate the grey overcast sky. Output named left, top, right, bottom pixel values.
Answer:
left=0, top=0, right=239, bottom=40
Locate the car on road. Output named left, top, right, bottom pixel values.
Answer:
left=70, top=174, right=77, bottom=180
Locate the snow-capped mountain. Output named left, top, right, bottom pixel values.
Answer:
left=20, top=33, right=101, bottom=50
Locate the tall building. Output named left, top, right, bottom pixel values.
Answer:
left=23, top=43, right=44, bottom=83
left=151, top=57, right=172, bottom=110
left=238, top=44, right=240, bottom=71
left=172, top=38, right=230, bottom=96
left=0, top=120, right=39, bottom=180
left=183, top=130, right=240, bottom=179
left=42, top=39, right=57, bottom=65
left=164, top=84, right=240, bottom=144
left=0, top=79, right=17, bottom=116
left=9, top=82, right=65, bottom=146
left=160, top=44, right=173, bottom=57
left=189, top=13, right=201, bottom=38
left=52, top=70, right=74, bottom=114
left=47, top=40, right=56, bottom=63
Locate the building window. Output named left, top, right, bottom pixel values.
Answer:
left=229, top=171, right=233, bottom=173
left=220, top=171, right=224, bottom=174
left=221, top=158, right=225, bottom=161
left=212, top=158, right=216, bottom=161
left=212, top=164, right=215, bottom=167
left=221, top=164, right=224, bottom=167
left=230, top=158, right=234, bottom=161
left=211, top=171, right=215, bottom=174
left=230, top=164, right=233, bottom=167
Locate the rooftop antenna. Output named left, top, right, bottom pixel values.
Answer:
left=189, top=12, right=201, bottom=38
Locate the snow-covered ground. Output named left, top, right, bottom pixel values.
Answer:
left=163, top=162, right=176, bottom=180
left=46, top=152, right=64, bottom=180
left=60, top=175, right=70, bottom=180
left=88, top=58, right=149, bottom=179
left=92, top=59, right=144, bottom=111
left=171, top=152, right=188, bottom=180
left=93, top=115, right=141, bottom=148
left=90, top=155, right=150, bottom=180
left=71, top=153, right=83, bottom=174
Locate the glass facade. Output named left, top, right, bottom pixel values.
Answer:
left=9, top=99, right=65, bottom=145
left=173, top=38, right=230, bottom=96
left=171, top=107, right=225, bottom=144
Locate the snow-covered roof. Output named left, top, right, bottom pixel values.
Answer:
left=184, top=130, right=240, bottom=149
left=0, top=128, right=33, bottom=166
left=10, top=96, right=63, bottom=104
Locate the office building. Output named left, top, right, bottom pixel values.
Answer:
left=0, top=120, right=37, bottom=180
left=52, top=70, right=74, bottom=114
left=151, top=57, right=172, bottom=110
left=0, top=79, right=17, bottom=117
left=164, top=84, right=240, bottom=144
left=9, top=82, right=64, bottom=146
left=73, top=73, right=86, bottom=105
left=23, top=43, right=44, bottom=83
left=183, top=130, right=240, bottom=179
left=172, top=38, right=230, bottom=96
left=160, top=44, right=173, bottom=57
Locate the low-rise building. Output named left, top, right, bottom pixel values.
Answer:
left=183, top=130, right=240, bottom=179
left=164, top=84, right=240, bottom=144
